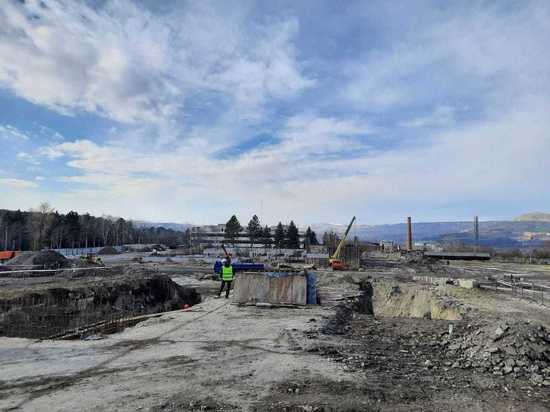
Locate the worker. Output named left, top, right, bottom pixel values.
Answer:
left=218, top=257, right=234, bottom=299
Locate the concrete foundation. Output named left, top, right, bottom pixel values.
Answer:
left=233, top=272, right=307, bottom=305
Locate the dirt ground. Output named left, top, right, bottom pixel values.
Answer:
left=0, top=258, right=549, bottom=411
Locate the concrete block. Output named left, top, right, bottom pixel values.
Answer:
left=458, top=279, right=479, bottom=289
left=233, top=272, right=307, bottom=305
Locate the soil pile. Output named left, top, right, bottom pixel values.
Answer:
left=444, top=321, right=550, bottom=386
left=97, top=246, right=120, bottom=255
left=7, top=250, right=69, bottom=269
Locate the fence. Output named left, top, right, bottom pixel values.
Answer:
left=480, top=276, right=547, bottom=306
left=53, top=246, right=124, bottom=257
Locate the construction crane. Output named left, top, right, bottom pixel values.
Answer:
left=221, top=243, right=231, bottom=259
left=329, top=216, right=356, bottom=271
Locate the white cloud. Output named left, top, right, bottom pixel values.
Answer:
left=0, top=124, right=31, bottom=141
left=34, top=94, right=550, bottom=224
left=16, top=152, right=40, bottom=165
left=0, top=0, right=312, bottom=124
left=341, top=3, right=550, bottom=114
left=2, top=2, right=550, bottom=224
left=0, top=177, right=38, bottom=189
left=399, top=106, right=456, bottom=129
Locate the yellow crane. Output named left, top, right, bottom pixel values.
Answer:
left=329, top=216, right=356, bottom=270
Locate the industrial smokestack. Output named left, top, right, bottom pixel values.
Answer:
left=474, top=216, right=479, bottom=251
left=406, top=217, right=413, bottom=251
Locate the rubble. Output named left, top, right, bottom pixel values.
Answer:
left=442, top=321, right=550, bottom=385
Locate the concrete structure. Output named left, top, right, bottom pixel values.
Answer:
left=474, top=216, right=479, bottom=252
left=424, top=251, right=491, bottom=261
left=191, top=224, right=306, bottom=250
left=305, top=252, right=330, bottom=267
left=406, top=217, right=413, bottom=251
left=233, top=272, right=307, bottom=305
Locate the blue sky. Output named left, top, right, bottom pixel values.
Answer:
left=0, top=0, right=549, bottom=225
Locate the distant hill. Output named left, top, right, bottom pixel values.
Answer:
left=311, top=220, right=550, bottom=249
left=132, top=220, right=192, bottom=231
left=514, top=212, right=550, bottom=222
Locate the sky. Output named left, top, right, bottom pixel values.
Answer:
left=0, top=0, right=549, bottom=226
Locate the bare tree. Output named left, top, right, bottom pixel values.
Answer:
left=29, top=202, right=55, bottom=250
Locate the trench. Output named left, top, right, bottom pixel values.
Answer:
left=0, top=275, right=201, bottom=339
left=371, top=280, right=462, bottom=321
left=323, top=280, right=461, bottom=335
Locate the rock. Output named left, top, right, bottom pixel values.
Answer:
left=503, top=346, right=517, bottom=356
left=488, top=346, right=500, bottom=354
left=494, top=327, right=505, bottom=341
left=503, top=366, right=513, bottom=375
left=531, top=373, right=544, bottom=384
left=424, top=360, right=433, bottom=367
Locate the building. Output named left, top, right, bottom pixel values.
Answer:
left=191, top=223, right=306, bottom=250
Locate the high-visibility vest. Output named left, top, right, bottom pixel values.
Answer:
left=221, top=265, right=234, bottom=281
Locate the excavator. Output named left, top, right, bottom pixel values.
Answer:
left=329, top=216, right=356, bottom=271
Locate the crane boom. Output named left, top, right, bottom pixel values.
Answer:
left=330, top=216, right=356, bottom=262
left=220, top=243, right=230, bottom=259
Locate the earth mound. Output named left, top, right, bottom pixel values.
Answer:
left=97, top=246, right=120, bottom=255
left=7, top=250, right=69, bottom=269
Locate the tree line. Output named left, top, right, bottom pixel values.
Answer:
left=0, top=203, right=190, bottom=251
left=224, top=214, right=319, bottom=249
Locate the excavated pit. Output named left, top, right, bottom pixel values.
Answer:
left=322, top=279, right=462, bottom=335
left=0, top=273, right=201, bottom=339
left=371, top=279, right=462, bottom=321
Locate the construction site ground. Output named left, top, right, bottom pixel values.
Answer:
left=1, top=256, right=550, bottom=411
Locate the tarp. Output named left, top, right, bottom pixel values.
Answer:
left=0, top=251, right=15, bottom=261
left=213, top=261, right=264, bottom=274
left=306, top=272, right=317, bottom=304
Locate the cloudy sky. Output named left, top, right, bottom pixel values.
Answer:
left=0, top=0, right=549, bottom=225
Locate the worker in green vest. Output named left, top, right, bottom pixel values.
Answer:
left=218, top=257, right=234, bottom=299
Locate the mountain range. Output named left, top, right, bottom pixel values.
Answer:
left=135, top=213, right=550, bottom=249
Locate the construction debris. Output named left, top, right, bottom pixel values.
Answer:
left=443, top=321, right=550, bottom=385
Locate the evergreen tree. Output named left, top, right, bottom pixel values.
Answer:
left=246, top=215, right=262, bottom=247
left=304, top=226, right=319, bottom=248
left=286, top=220, right=300, bottom=249
left=65, top=211, right=81, bottom=248
left=224, top=215, right=242, bottom=247
left=310, top=229, right=319, bottom=245
left=274, top=222, right=286, bottom=248
left=261, top=225, right=272, bottom=248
